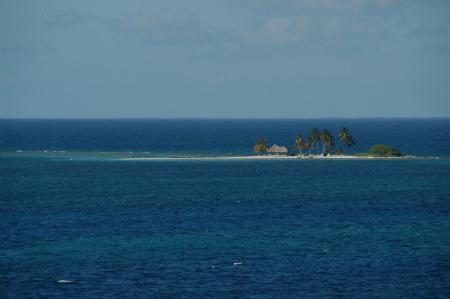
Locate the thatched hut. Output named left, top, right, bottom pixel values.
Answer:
left=268, top=144, right=288, bottom=155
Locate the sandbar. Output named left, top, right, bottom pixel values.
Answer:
left=121, top=154, right=421, bottom=161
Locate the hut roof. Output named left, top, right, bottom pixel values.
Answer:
left=268, top=144, right=288, bottom=153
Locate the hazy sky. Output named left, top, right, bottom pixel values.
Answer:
left=1, top=0, right=449, bottom=118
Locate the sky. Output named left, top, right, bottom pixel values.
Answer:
left=1, top=0, right=450, bottom=118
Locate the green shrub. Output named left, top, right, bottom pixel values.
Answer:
left=369, top=144, right=403, bottom=157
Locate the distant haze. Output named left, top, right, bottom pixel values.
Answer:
left=1, top=0, right=449, bottom=118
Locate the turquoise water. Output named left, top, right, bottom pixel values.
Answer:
left=1, top=119, right=450, bottom=297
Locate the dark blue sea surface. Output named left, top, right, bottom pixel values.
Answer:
left=1, top=118, right=449, bottom=157
left=1, top=119, right=450, bottom=298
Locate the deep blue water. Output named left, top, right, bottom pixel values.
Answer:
left=1, top=119, right=450, bottom=298
left=1, top=118, right=449, bottom=157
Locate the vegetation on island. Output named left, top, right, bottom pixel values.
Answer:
left=308, top=128, right=321, bottom=155
left=293, top=134, right=306, bottom=156
left=256, top=127, right=357, bottom=156
left=338, top=127, right=356, bottom=154
left=302, top=127, right=353, bottom=156
left=320, top=129, right=335, bottom=155
left=254, top=129, right=404, bottom=158
left=369, top=144, right=403, bottom=157
left=254, top=137, right=268, bottom=155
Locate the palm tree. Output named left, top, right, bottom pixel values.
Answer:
left=306, top=137, right=314, bottom=155
left=339, top=127, right=355, bottom=154
left=320, top=129, right=334, bottom=155
left=328, top=132, right=335, bottom=154
left=254, top=137, right=268, bottom=155
left=320, top=130, right=327, bottom=155
left=293, top=134, right=306, bottom=156
left=308, top=128, right=320, bottom=155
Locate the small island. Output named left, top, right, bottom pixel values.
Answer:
left=253, top=127, right=414, bottom=159
left=122, top=127, right=420, bottom=160
left=255, top=127, right=356, bottom=157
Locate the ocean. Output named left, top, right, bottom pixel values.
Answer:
left=1, top=118, right=449, bottom=298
